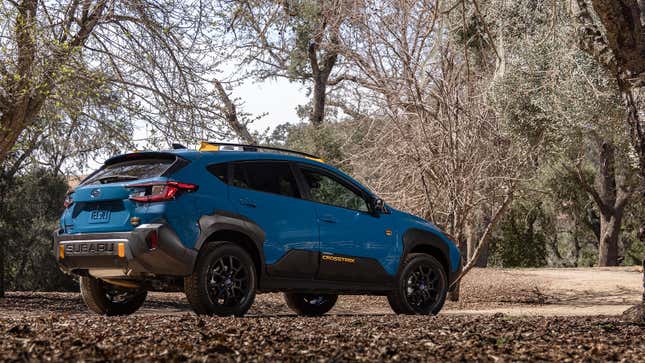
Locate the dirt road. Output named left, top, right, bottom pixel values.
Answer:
left=445, top=267, right=643, bottom=316
left=3, top=267, right=642, bottom=318
left=1, top=267, right=643, bottom=361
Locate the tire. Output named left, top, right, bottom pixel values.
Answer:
left=387, top=253, right=448, bottom=315
left=80, top=276, right=147, bottom=316
left=184, top=242, right=256, bottom=316
left=284, top=293, right=338, bottom=316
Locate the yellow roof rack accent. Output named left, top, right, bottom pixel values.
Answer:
left=305, top=156, right=326, bottom=163
left=199, top=141, right=220, bottom=151
left=198, top=141, right=324, bottom=163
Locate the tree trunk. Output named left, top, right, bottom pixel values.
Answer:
left=448, top=192, right=514, bottom=301
left=307, top=39, right=338, bottom=126
left=0, top=177, right=5, bottom=298
left=447, top=239, right=465, bottom=302
left=466, top=212, right=491, bottom=268
left=0, top=241, right=4, bottom=298
left=310, top=78, right=327, bottom=125
left=596, top=141, right=626, bottom=266
left=598, top=211, right=623, bottom=266
left=213, top=79, right=256, bottom=144
left=447, top=277, right=461, bottom=302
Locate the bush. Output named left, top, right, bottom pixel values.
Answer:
left=489, top=199, right=548, bottom=267
left=0, top=169, right=77, bottom=291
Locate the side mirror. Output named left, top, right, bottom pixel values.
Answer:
left=370, top=197, right=387, bottom=215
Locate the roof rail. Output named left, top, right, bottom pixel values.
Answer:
left=199, top=141, right=324, bottom=162
left=172, top=143, right=187, bottom=149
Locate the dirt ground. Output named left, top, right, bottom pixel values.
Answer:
left=1, top=267, right=644, bottom=361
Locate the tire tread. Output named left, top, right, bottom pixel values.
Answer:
left=184, top=241, right=256, bottom=316
left=387, top=253, right=448, bottom=315
left=80, top=276, right=147, bottom=316
left=284, top=293, right=338, bottom=316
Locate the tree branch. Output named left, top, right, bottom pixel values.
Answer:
left=213, top=79, right=255, bottom=145
left=450, top=190, right=514, bottom=288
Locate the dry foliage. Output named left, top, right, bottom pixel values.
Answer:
left=1, top=291, right=644, bottom=361
left=330, top=1, right=532, bottom=282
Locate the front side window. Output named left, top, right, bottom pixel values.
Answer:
left=300, top=168, right=369, bottom=212
left=231, top=162, right=299, bottom=198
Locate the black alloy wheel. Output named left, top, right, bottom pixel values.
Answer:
left=80, top=276, right=147, bottom=316
left=405, top=263, right=442, bottom=310
left=284, top=292, right=338, bottom=316
left=184, top=242, right=257, bottom=316
left=387, top=253, right=448, bottom=315
left=206, top=255, right=251, bottom=308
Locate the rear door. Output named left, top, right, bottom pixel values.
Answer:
left=62, top=155, right=178, bottom=234
left=227, top=161, right=319, bottom=279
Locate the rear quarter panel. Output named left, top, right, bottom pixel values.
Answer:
left=164, top=155, right=234, bottom=249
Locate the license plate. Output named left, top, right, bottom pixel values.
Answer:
left=89, top=209, right=111, bottom=223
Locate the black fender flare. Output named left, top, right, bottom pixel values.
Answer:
left=193, top=210, right=266, bottom=265
left=401, top=228, right=459, bottom=284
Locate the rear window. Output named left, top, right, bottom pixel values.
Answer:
left=82, top=158, right=174, bottom=185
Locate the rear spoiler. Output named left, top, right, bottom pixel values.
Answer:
left=77, top=152, right=188, bottom=188
left=104, top=152, right=178, bottom=166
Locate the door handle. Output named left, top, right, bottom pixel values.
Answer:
left=319, top=215, right=337, bottom=223
left=239, top=198, right=256, bottom=208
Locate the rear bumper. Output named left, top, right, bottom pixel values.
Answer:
left=53, top=224, right=197, bottom=278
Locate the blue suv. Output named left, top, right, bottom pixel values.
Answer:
left=54, top=142, right=461, bottom=316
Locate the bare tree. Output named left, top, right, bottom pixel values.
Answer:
left=223, top=0, right=354, bottom=125
left=0, top=0, right=259, bottom=165
left=336, top=0, right=531, bottom=299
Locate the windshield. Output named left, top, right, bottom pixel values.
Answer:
left=81, top=158, right=174, bottom=185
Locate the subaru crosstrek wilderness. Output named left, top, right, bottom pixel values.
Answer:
left=54, top=142, right=461, bottom=316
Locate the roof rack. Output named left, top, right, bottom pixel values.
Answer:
left=199, top=141, right=324, bottom=163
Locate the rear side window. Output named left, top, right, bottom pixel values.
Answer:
left=207, top=163, right=228, bottom=183
left=231, top=162, right=299, bottom=198
left=82, top=158, right=174, bottom=185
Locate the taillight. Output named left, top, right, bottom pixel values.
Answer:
left=63, top=194, right=74, bottom=208
left=146, top=230, right=159, bottom=250
left=128, top=181, right=198, bottom=203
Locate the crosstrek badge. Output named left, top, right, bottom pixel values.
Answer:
left=321, top=254, right=356, bottom=263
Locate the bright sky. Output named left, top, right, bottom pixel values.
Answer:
left=131, top=78, right=308, bottom=147
left=234, top=78, right=309, bottom=133
left=84, top=79, right=307, bottom=172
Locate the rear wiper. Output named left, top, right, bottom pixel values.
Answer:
left=96, top=174, right=139, bottom=183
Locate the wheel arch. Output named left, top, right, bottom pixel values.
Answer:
left=206, top=230, right=263, bottom=276
left=402, top=228, right=457, bottom=284
left=409, top=244, right=449, bottom=279
left=193, top=211, right=266, bottom=279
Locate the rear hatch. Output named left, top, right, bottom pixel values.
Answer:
left=62, top=153, right=185, bottom=234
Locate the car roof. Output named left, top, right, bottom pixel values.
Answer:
left=111, top=149, right=375, bottom=197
